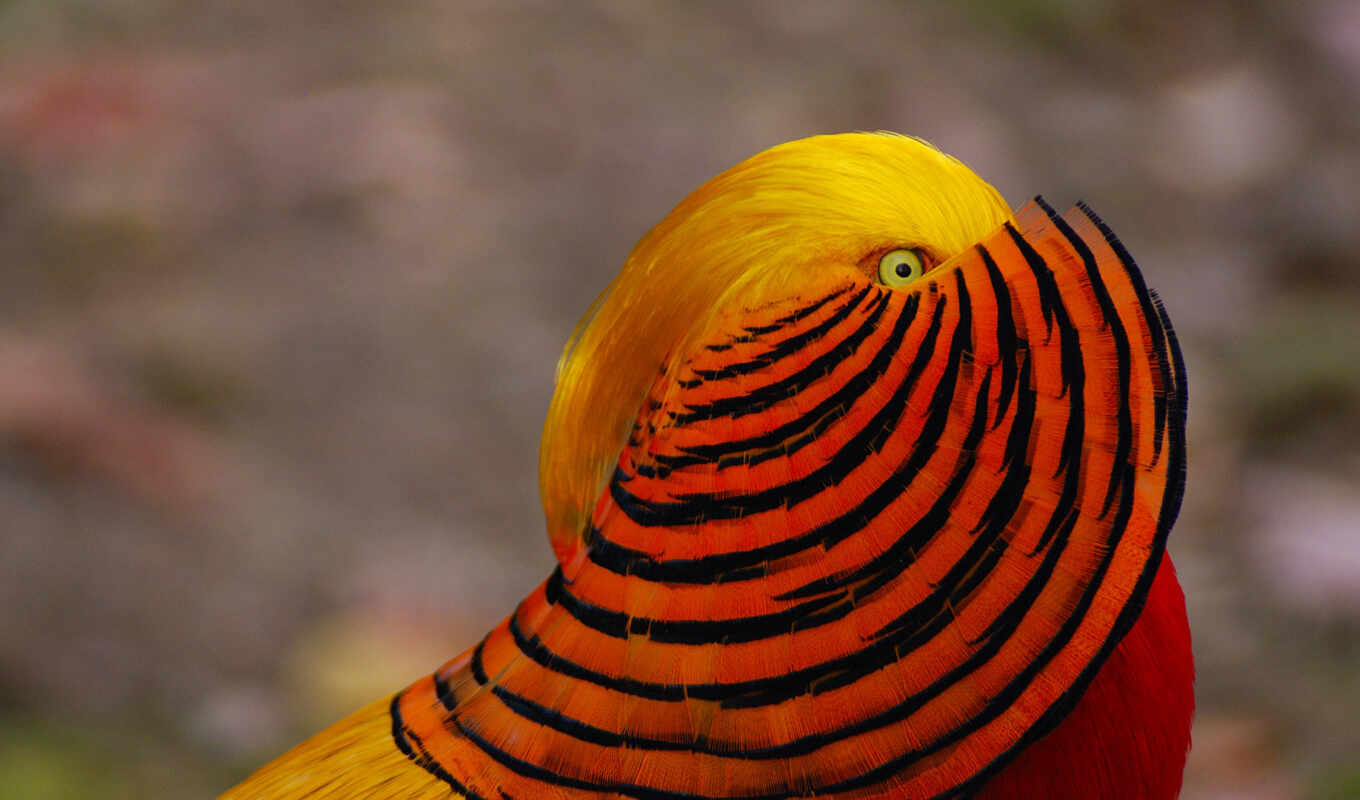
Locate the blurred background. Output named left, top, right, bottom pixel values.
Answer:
left=1, top=2, right=1357, bottom=798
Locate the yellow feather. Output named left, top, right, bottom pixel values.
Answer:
left=221, top=698, right=456, bottom=800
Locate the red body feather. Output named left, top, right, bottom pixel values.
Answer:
left=978, top=554, right=1194, bottom=799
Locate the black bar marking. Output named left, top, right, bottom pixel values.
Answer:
left=670, top=290, right=890, bottom=425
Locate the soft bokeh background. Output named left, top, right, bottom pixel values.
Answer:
left=1, top=2, right=1357, bottom=798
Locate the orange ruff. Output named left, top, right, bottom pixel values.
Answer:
left=223, top=136, right=1191, bottom=800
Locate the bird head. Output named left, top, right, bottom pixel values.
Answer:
left=540, top=132, right=1012, bottom=558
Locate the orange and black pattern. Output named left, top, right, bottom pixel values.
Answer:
left=390, top=199, right=1186, bottom=799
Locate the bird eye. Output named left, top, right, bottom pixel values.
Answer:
left=877, top=248, right=928, bottom=286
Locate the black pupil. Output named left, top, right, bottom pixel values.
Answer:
left=895, top=259, right=913, bottom=277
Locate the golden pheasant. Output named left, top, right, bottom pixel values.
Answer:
left=223, top=132, right=1193, bottom=799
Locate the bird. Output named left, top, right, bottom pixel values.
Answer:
left=221, top=132, right=1193, bottom=799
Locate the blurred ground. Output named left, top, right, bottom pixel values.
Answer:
left=1, top=2, right=1357, bottom=798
